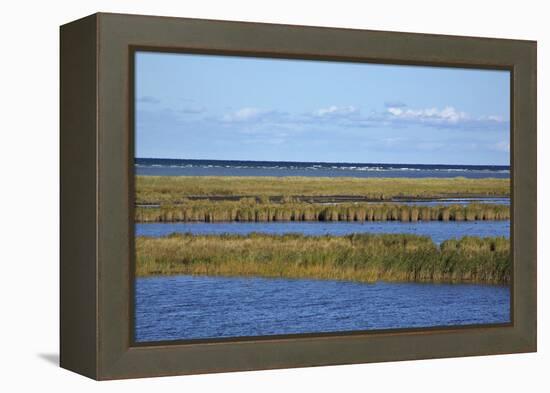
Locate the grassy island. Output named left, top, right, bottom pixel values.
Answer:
left=136, top=175, right=510, bottom=204
left=136, top=233, right=510, bottom=284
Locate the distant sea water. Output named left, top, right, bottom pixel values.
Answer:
left=135, top=158, right=510, bottom=179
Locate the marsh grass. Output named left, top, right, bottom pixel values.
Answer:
left=136, top=176, right=510, bottom=204
left=135, top=200, right=510, bottom=223
left=136, top=233, right=510, bottom=284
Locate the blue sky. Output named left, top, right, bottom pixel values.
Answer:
left=135, top=51, right=510, bottom=165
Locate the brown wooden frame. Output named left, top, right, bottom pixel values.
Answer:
left=60, top=12, right=537, bottom=380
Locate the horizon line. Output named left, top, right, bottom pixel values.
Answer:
left=135, top=157, right=510, bottom=168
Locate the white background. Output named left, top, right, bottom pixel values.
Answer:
left=0, top=0, right=547, bottom=390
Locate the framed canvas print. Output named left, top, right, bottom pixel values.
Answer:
left=60, top=13, right=537, bottom=380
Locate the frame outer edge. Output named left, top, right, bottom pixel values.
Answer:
left=60, top=13, right=100, bottom=379
left=90, top=13, right=537, bottom=379
left=517, top=41, right=537, bottom=351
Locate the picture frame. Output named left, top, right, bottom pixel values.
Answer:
left=60, top=12, right=537, bottom=380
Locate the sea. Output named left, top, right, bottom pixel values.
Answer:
left=135, top=158, right=510, bottom=179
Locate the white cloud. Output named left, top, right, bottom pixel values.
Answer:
left=386, top=105, right=468, bottom=124
left=222, top=107, right=265, bottom=122
left=315, top=105, right=358, bottom=116
left=387, top=107, right=403, bottom=116
left=213, top=104, right=507, bottom=134
left=307, top=103, right=504, bottom=130
left=486, top=115, right=505, bottom=122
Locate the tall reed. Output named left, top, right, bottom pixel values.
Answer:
left=135, top=200, right=510, bottom=223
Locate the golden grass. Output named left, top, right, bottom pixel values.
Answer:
left=136, top=175, right=510, bottom=204
left=136, top=233, right=510, bottom=284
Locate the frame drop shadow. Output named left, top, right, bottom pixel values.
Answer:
left=38, top=353, right=59, bottom=366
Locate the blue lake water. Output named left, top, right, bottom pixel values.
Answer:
left=135, top=275, right=510, bottom=342
left=136, top=220, right=510, bottom=244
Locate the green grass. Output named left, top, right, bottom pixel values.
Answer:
left=136, top=233, right=510, bottom=284
left=136, top=200, right=510, bottom=222
left=136, top=175, right=510, bottom=204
